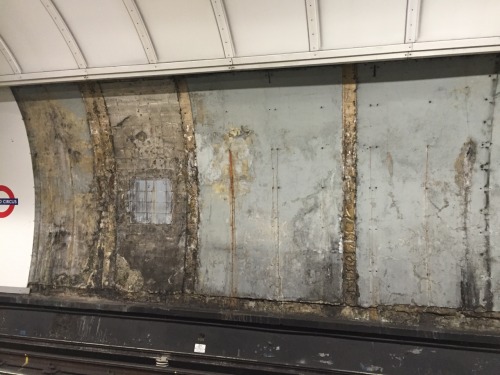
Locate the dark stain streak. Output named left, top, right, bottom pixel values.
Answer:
left=135, top=130, right=147, bottom=142
left=455, top=138, right=478, bottom=310
left=228, top=148, right=237, bottom=298
left=115, top=115, right=131, bottom=128
left=461, top=267, right=479, bottom=311
left=480, top=60, right=499, bottom=311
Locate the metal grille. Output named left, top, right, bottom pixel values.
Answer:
left=129, top=179, right=172, bottom=224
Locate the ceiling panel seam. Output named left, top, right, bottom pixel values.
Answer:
left=305, top=0, right=320, bottom=51
left=122, top=0, right=158, bottom=64
left=0, top=35, right=21, bottom=74
left=210, top=0, right=235, bottom=59
left=405, top=0, right=422, bottom=43
left=40, top=0, right=87, bottom=68
left=1, top=41, right=500, bottom=86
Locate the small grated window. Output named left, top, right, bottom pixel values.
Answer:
left=129, top=179, right=173, bottom=224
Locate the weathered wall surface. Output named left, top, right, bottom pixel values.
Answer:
left=10, top=55, right=500, bottom=332
left=188, top=68, right=344, bottom=302
left=14, top=85, right=98, bottom=287
left=14, top=79, right=189, bottom=295
left=99, top=80, right=187, bottom=293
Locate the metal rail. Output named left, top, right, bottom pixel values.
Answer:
left=0, top=298, right=498, bottom=374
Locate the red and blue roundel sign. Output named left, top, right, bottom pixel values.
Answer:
left=0, top=185, right=18, bottom=218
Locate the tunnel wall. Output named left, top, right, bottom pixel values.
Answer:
left=10, top=54, right=500, bottom=331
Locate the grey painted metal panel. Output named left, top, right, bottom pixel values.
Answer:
left=357, top=56, right=498, bottom=309
left=188, top=68, right=343, bottom=302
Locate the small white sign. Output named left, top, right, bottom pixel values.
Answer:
left=194, top=343, right=206, bottom=353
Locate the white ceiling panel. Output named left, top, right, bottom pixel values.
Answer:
left=53, top=0, right=148, bottom=67
left=0, top=0, right=78, bottom=73
left=224, top=0, right=309, bottom=57
left=418, top=0, right=500, bottom=42
left=0, top=53, right=13, bottom=76
left=319, top=0, right=407, bottom=50
left=136, top=0, right=225, bottom=62
left=1, top=0, right=500, bottom=85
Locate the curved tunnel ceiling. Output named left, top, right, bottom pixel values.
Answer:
left=0, top=0, right=500, bottom=86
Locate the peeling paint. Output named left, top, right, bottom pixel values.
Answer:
left=115, top=255, right=144, bottom=292
left=81, top=82, right=117, bottom=289
left=360, top=363, right=384, bottom=373
left=175, top=77, right=200, bottom=294
left=341, top=64, right=359, bottom=306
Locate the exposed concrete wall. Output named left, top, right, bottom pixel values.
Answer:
left=10, top=55, right=500, bottom=332
left=14, top=79, right=189, bottom=295
left=14, top=85, right=98, bottom=287
left=100, top=79, right=188, bottom=294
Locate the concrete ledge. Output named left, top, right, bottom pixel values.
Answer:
left=0, top=286, right=30, bottom=294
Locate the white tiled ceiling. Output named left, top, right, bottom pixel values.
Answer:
left=224, top=0, right=309, bottom=56
left=0, top=0, right=78, bottom=73
left=136, top=0, right=225, bottom=62
left=0, top=0, right=499, bottom=85
left=0, top=53, right=13, bottom=76
left=418, top=0, right=500, bottom=42
left=319, top=0, right=407, bottom=50
left=53, top=0, right=148, bottom=67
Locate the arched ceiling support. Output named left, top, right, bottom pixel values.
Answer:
left=210, top=0, right=235, bottom=58
left=40, top=0, right=87, bottom=68
left=122, top=0, right=158, bottom=64
left=0, top=35, right=21, bottom=74
left=305, top=0, right=320, bottom=52
left=405, top=0, right=422, bottom=43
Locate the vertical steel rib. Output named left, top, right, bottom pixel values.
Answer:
left=210, top=0, right=235, bottom=58
left=305, top=0, right=320, bottom=51
left=40, top=0, right=87, bottom=68
left=122, top=0, right=158, bottom=63
left=0, top=35, right=21, bottom=74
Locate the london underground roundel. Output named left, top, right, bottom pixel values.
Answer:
left=0, top=185, right=18, bottom=218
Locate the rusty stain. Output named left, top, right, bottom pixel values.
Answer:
left=341, top=64, right=359, bottom=306
left=386, top=152, right=393, bottom=178
left=200, top=126, right=254, bottom=196
left=175, top=77, right=200, bottom=294
left=228, top=148, right=237, bottom=297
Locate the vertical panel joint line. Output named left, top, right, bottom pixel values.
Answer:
left=210, top=0, right=235, bottom=59
left=40, top=0, right=87, bottom=68
left=122, top=0, right=158, bottom=64
left=342, top=64, right=359, bottom=306
left=0, top=35, right=21, bottom=74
